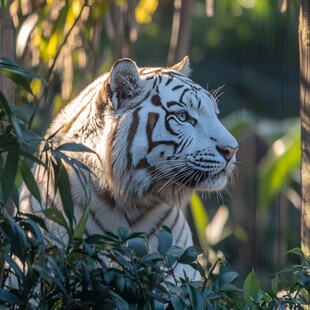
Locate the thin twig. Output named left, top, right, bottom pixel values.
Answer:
left=46, top=0, right=89, bottom=81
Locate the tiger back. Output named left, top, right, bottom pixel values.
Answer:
left=20, top=57, right=238, bottom=281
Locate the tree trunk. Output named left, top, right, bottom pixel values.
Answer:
left=167, top=0, right=195, bottom=65
left=0, top=0, right=15, bottom=287
left=0, top=0, right=15, bottom=104
left=299, top=0, right=310, bottom=258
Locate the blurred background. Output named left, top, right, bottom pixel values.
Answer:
left=1, top=0, right=301, bottom=285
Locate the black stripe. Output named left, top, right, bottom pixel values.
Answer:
left=147, top=207, right=174, bottom=239
left=151, top=94, right=162, bottom=106
left=171, top=208, right=180, bottom=230
left=127, top=109, right=141, bottom=169
left=90, top=179, right=116, bottom=208
left=106, top=117, right=120, bottom=186
left=172, top=85, right=184, bottom=91
left=166, top=100, right=186, bottom=108
left=148, top=140, right=179, bottom=154
left=177, top=137, right=189, bottom=154
left=133, top=91, right=151, bottom=108
left=180, top=88, right=190, bottom=103
left=146, top=112, right=159, bottom=152
left=175, top=216, right=186, bottom=244
left=165, top=76, right=174, bottom=86
left=89, top=208, right=107, bottom=233
left=165, top=117, right=179, bottom=137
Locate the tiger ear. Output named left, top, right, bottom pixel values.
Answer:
left=109, top=58, right=144, bottom=111
left=170, top=56, right=192, bottom=76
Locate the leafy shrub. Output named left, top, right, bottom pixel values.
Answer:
left=0, top=58, right=309, bottom=309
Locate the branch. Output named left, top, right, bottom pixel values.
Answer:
left=46, top=0, right=89, bottom=81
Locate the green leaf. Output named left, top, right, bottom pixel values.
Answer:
left=243, top=269, right=260, bottom=304
left=259, top=123, right=300, bottom=208
left=4, top=250, right=24, bottom=280
left=57, top=164, right=74, bottom=228
left=186, top=283, right=205, bottom=309
left=170, top=295, right=186, bottom=309
left=190, top=192, right=209, bottom=248
left=271, top=276, right=278, bottom=295
left=127, top=236, right=148, bottom=257
left=23, top=212, right=47, bottom=230
left=55, top=142, right=98, bottom=156
left=217, top=271, right=240, bottom=291
left=0, top=57, right=46, bottom=94
left=19, top=159, right=41, bottom=204
left=286, top=247, right=309, bottom=263
left=41, top=208, right=69, bottom=234
left=0, top=89, right=12, bottom=118
left=157, top=226, right=172, bottom=255
left=2, top=150, right=19, bottom=204
left=73, top=205, right=89, bottom=239
left=1, top=214, right=28, bottom=261
left=0, top=289, right=21, bottom=305
left=190, top=261, right=205, bottom=278
left=178, top=246, right=202, bottom=265
left=0, top=67, right=33, bottom=94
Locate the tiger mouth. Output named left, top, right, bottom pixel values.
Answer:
left=180, top=169, right=226, bottom=187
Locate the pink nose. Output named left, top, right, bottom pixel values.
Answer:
left=217, top=145, right=238, bottom=161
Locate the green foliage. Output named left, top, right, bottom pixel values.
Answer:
left=259, top=122, right=301, bottom=209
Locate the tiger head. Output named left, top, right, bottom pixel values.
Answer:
left=100, top=57, right=238, bottom=200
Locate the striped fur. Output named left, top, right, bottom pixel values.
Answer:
left=20, top=57, right=238, bottom=281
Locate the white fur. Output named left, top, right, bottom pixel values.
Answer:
left=19, top=57, right=238, bottom=283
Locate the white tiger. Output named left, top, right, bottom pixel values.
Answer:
left=20, top=56, right=238, bottom=281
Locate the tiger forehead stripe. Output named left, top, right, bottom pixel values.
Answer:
left=151, top=94, right=162, bottom=106
left=127, top=108, right=140, bottom=170
left=146, top=112, right=159, bottom=153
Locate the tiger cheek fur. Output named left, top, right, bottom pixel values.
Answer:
left=19, top=56, right=238, bottom=282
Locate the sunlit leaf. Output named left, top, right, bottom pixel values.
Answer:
left=0, top=57, right=46, bottom=94
left=73, top=205, right=89, bottom=239
left=0, top=68, right=33, bottom=94
left=258, top=122, right=300, bottom=208
left=190, top=193, right=208, bottom=249
left=135, top=0, right=158, bottom=24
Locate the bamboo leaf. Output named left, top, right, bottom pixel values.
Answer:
left=190, top=193, right=209, bottom=248
left=0, top=68, right=33, bottom=94
left=41, top=208, right=69, bottom=234
left=73, top=205, right=89, bottom=239
left=19, top=159, right=41, bottom=204
left=58, top=164, right=74, bottom=228
left=2, top=150, right=19, bottom=204
left=55, top=142, right=97, bottom=155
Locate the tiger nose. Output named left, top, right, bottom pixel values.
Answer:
left=216, top=145, right=238, bottom=161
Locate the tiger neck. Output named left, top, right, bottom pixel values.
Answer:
left=90, top=176, right=192, bottom=212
